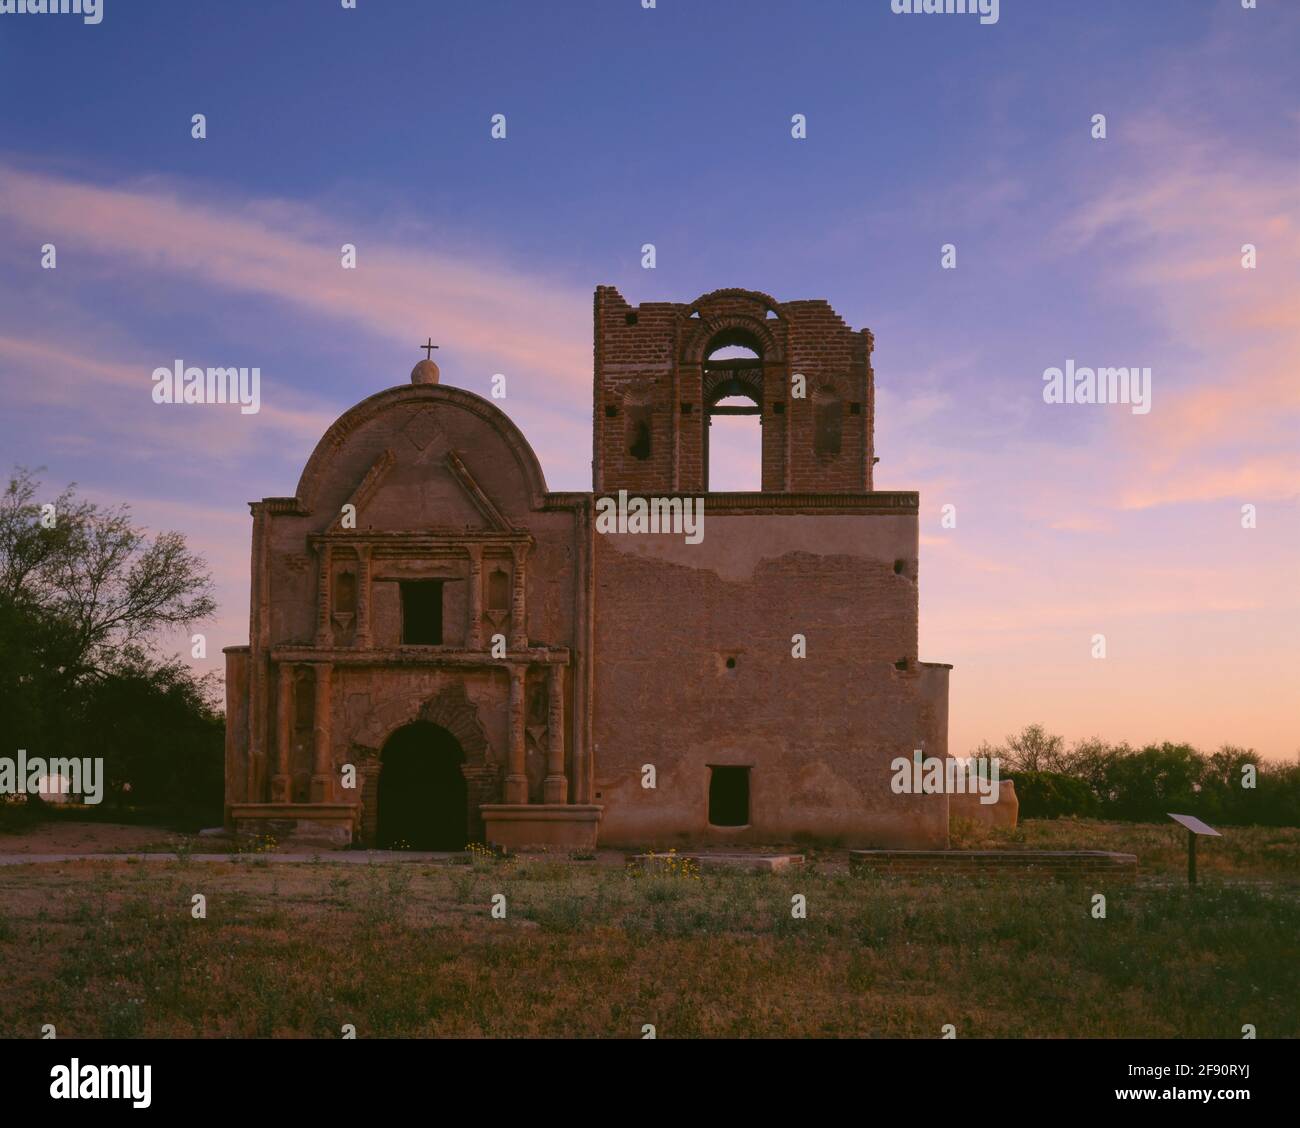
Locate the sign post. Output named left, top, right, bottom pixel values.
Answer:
left=1167, top=813, right=1221, bottom=885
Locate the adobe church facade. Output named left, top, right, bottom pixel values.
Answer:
left=223, top=287, right=953, bottom=851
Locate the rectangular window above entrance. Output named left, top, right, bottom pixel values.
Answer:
left=400, top=580, right=444, bottom=645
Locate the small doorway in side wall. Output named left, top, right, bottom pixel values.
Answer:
left=708, top=765, right=750, bottom=827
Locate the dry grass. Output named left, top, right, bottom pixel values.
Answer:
left=0, top=820, right=1296, bottom=1039
left=949, top=816, right=1300, bottom=878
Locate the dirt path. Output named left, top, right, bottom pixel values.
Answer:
left=0, top=820, right=185, bottom=855
left=0, top=851, right=466, bottom=866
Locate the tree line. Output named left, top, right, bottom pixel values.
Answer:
left=984, top=724, right=1300, bottom=827
left=0, top=467, right=222, bottom=826
left=3, top=464, right=1295, bottom=833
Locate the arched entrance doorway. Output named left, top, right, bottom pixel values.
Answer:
left=377, top=722, right=468, bottom=850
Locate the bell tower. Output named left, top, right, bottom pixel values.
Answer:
left=593, top=286, right=876, bottom=494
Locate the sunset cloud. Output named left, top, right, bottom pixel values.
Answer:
left=1057, top=116, right=1300, bottom=510
left=1, top=10, right=1295, bottom=765
left=0, top=164, right=591, bottom=390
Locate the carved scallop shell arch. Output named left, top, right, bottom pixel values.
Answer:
left=350, top=681, right=493, bottom=768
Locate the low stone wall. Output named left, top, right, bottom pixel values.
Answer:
left=849, top=849, right=1137, bottom=881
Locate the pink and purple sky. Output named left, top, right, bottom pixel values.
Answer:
left=1, top=1, right=1296, bottom=758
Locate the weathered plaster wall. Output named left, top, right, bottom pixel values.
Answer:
left=592, top=511, right=947, bottom=848
left=594, top=287, right=874, bottom=495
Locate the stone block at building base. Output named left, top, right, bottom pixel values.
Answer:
left=229, top=803, right=358, bottom=849
left=480, top=804, right=602, bottom=851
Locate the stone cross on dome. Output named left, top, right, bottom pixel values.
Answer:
left=410, top=338, right=441, bottom=385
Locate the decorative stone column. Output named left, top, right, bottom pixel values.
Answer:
left=354, top=544, right=372, bottom=648
left=310, top=662, right=332, bottom=802
left=467, top=543, right=483, bottom=650
left=543, top=664, right=567, bottom=804
left=314, top=542, right=333, bottom=648
left=504, top=664, right=528, bottom=804
left=509, top=542, right=528, bottom=651
left=272, top=662, right=293, bottom=802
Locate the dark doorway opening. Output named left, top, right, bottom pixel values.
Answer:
left=377, top=722, right=467, bottom=849
left=708, top=765, right=750, bottom=827
left=400, top=580, right=444, bottom=644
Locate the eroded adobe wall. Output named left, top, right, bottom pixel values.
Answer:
left=594, top=287, right=874, bottom=495
left=781, top=300, right=872, bottom=492
left=591, top=510, right=948, bottom=848
left=593, top=288, right=682, bottom=494
left=917, top=662, right=951, bottom=761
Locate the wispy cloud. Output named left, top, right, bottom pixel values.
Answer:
left=0, top=163, right=591, bottom=389
left=1057, top=115, right=1300, bottom=508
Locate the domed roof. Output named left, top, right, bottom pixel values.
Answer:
left=410, top=359, right=440, bottom=385
left=292, top=383, right=549, bottom=513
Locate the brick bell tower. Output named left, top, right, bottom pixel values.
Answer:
left=592, top=286, right=876, bottom=494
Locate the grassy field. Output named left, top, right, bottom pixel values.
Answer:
left=949, top=816, right=1300, bottom=878
left=0, top=819, right=1296, bottom=1038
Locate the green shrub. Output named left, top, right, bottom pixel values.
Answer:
left=1006, top=770, right=1098, bottom=819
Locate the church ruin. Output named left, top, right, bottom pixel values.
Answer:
left=223, top=287, right=953, bottom=850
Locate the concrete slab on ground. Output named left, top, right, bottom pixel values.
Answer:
left=625, top=852, right=805, bottom=873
